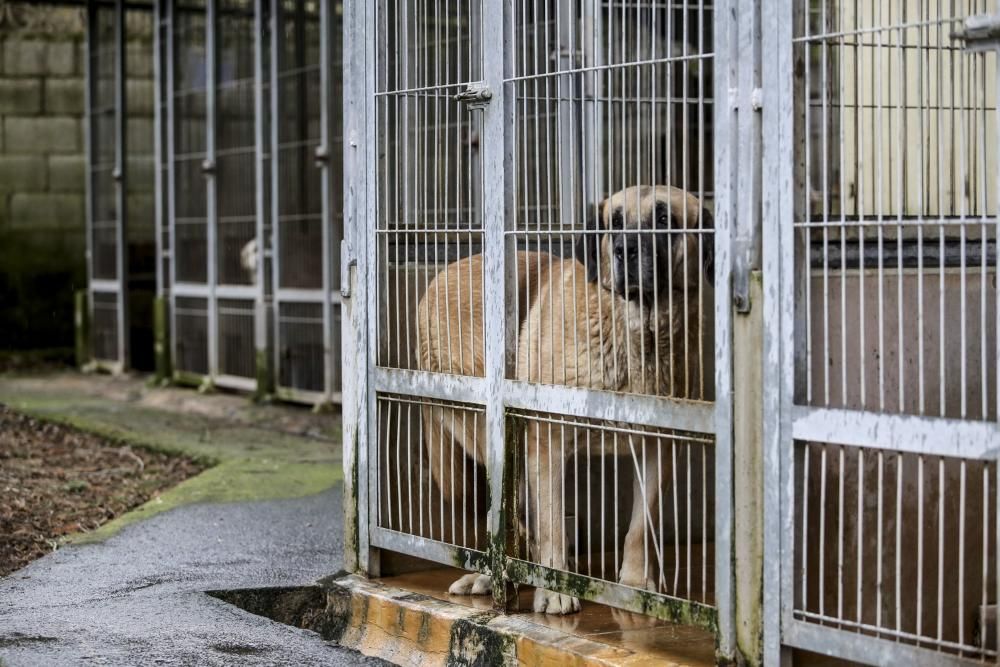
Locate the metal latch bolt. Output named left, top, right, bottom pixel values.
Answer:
left=454, top=83, right=492, bottom=110
left=952, top=13, right=1000, bottom=52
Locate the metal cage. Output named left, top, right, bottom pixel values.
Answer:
left=345, top=0, right=999, bottom=663
left=159, top=0, right=267, bottom=391
left=154, top=0, right=344, bottom=403
left=764, top=1, right=999, bottom=665
left=343, top=0, right=734, bottom=654
left=86, top=0, right=157, bottom=373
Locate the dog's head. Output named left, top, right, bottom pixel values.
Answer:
left=575, top=185, right=714, bottom=304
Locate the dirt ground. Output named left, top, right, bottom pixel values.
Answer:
left=0, top=404, right=206, bottom=578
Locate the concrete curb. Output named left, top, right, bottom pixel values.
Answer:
left=317, top=574, right=687, bottom=666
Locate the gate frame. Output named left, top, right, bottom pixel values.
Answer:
left=268, top=0, right=343, bottom=407
left=161, top=0, right=269, bottom=393
left=85, top=0, right=129, bottom=373
left=341, top=0, right=740, bottom=659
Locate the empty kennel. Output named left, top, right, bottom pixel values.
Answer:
left=154, top=0, right=344, bottom=403
left=85, top=0, right=157, bottom=373
left=765, top=0, right=999, bottom=664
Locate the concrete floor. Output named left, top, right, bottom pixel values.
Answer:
left=0, top=487, right=387, bottom=666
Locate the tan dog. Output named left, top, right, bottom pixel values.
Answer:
left=416, top=185, right=713, bottom=613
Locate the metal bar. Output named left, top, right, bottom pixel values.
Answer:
left=253, top=0, right=268, bottom=395
left=370, top=527, right=487, bottom=571
left=507, top=558, right=718, bottom=631
left=166, top=0, right=177, bottom=374
left=84, top=0, right=96, bottom=355
left=206, top=0, right=218, bottom=379
left=114, top=0, right=128, bottom=369
left=268, top=0, right=281, bottom=388
left=319, top=0, right=335, bottom=402
left=153, top=0, right=164, bottom=300
left=784, top=619, right=990, bottom=667
left=791, top=407, right=1000, bottom=459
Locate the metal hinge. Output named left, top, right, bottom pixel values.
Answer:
left=952, top=13, right=1000, bottom=52
left=454, top=82, right=492, bottom=110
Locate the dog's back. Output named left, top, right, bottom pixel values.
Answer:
left=415, top=251, right=550, bottom=514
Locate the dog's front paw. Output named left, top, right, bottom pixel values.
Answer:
left=532, top=588, right=580, bottom=615
left=447, top=573, right=492, bottom=596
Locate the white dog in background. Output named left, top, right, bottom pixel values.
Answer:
left=240, top=239, right=258, bottom=284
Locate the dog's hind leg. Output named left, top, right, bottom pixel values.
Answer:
left=619, top=435, right=666, bottom=593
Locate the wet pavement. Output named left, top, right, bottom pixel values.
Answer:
left=0, top=486, right=387, bottom=666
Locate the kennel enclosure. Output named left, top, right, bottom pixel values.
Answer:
left=342, top=0, right=999, bottom=664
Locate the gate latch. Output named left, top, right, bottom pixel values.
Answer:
left=952, top=13, right=1000, bottom=52
left=454, top=83, right=492, bottom=110
left=341, top=239, right=356, bottom=299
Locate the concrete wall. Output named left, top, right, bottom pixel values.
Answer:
left=0, top=5, right=154, bottom=355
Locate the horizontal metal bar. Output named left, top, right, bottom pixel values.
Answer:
left=504, top=381, right=716, bottom=435
left=171, top=282, right=211, bottom=297
left=90, top=279, right=122, bottom=293
left=506, top=558, right=717, bottom=632
left=369, top=527, right=487, bottom=573
left=273, top=386, right=343, bottom=406
left=214, top=375, right=256, bottom=392
left=784, top=619, right=988, bottom=667
left=272, top=287, right=342, bottom=305
left=374, top=367, right=487, bottom=405
left=213, top=285, right=258, bottom=299
left=791, top=406, right=1000, bottom=459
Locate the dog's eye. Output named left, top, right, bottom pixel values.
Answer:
left=657, top=213, right=670, bottom=228
left=611, top=211, right=624, bottom=229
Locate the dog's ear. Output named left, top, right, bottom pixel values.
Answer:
left=700, top=207, right=715, bottom=286
left=576, top=199, right=605, bottom=283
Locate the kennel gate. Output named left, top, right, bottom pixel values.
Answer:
left=343, top=0, right=736, bottom=655
left=269, top=0, right=344, bottom=405
left=160, top=0, right=267, bottom=391
left=87, top=0, right=158, bottom=373
left=86, top=0, right=128, bottom=371
left=763, top=1, right=1000, bottom=664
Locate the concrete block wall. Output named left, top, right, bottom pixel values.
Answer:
left=0, top=6, right=154, bottom=353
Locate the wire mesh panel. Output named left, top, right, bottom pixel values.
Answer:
left=359, top=0, right=730, bottom=638
left=271, top=0, right=343, bottom=403
left=87, top=0, right=127, bottom=368
left=167, top=0, right=264, bottom=387
left=174, top=295, right=209, bottom=374
left=774, top=0, right=1000, bottom=663
left=376, top=394, right=488, bottom=553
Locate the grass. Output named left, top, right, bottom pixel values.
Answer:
left=0, top=381, right=343, bottom=543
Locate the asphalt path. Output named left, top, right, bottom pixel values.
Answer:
left=0, top=486, right=388, bottom=666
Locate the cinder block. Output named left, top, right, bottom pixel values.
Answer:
left=126, top=156, right=155, bottom=193
left=3, top=39, right=47, bottom=76
left=126, top=41, right=154, bottom=78
left=0, top=78, right=42, bottom=114
left=127, top=193, right=155, bottom=226
left=48, top=155, right=85, bottom=193
left=126, top=117, right=154, bottom=154
left=45, top=78, right=85, bottom=114
left=0, top=155, right=48, bottom=192
left=10, top=193, right=84, bottom=230
left=46, top=40, right=77, bottom=77
left=126, top=78, right=155, bottom=116
left=4, top=117, right=80, bottom=154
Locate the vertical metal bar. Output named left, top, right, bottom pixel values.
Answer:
left=153, top=0, right=164, bottom=301
left=714, top=0, right=738, bottom=656
left=341, top=0, right=377, bottom=576
left=167, top=0, right=178, bottom=376
left=319, top=0, right=335, bottom=402
left=254, top=0, right=268, bottom=395
left=269, top=0, right=281, bottom=387
left=206, top=0, right=218, bottom=380
left=115, top=0, right=129, bottom=370
left=84, top=0, right=96, bottom=362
